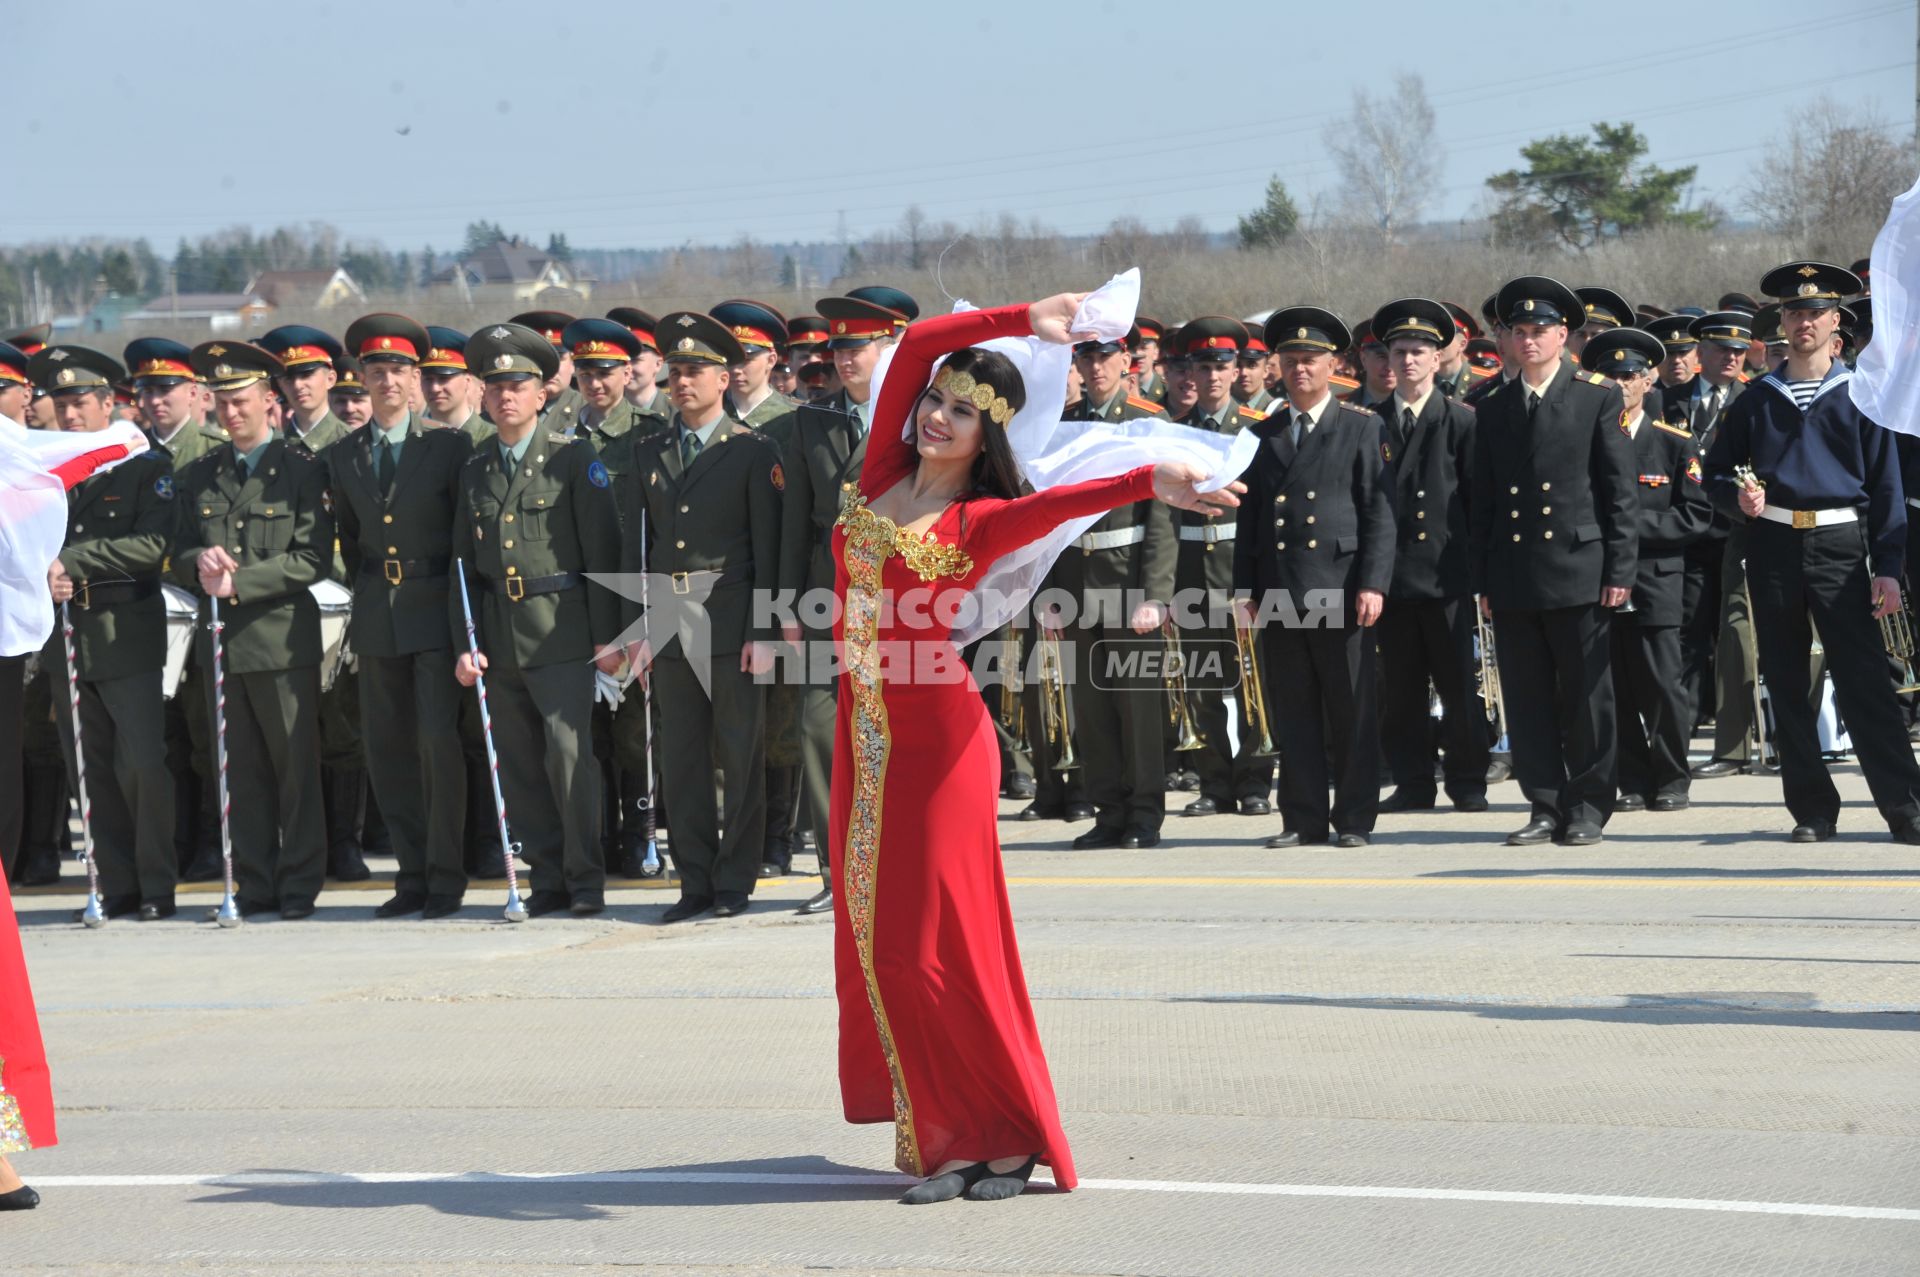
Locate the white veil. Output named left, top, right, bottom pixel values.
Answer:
left=1849, top=173, right=1920, bottom=430
left=869, top=269, right=1259, bottom=647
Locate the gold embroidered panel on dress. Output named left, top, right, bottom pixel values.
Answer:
left=837, top=500, right=927, bottom=1176
left=0, top=1056, right=29, bottom=1154
left=836, top=488, right=974, bottom=583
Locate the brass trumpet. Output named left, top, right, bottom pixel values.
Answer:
left=1233, top=614, right=1276, bottom=757
left=1473, top=601, right=1508, bottom=751
left=1164, top=620, right=1205, bottom=752
left=1037, top=626, right=1077, bottom=770
left=999, top=625, right=1027, bottom=742
left=1882, top=584, right=1920, bottom=693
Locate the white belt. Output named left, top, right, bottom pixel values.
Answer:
left=1906, top=498, right=1920, bottom=510
left=1756, top=505, right=1859, bottom=530
left=1178, top=524, right=1236, bottom=543
left=1073, top=526, right=1146, bottom=551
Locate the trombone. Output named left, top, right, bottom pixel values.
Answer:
left=1037, top=625, right=1077, bottom=771
left=1233, top=612, right=1276, bottom=757
left=1164, top=620, right=1205, bottom=752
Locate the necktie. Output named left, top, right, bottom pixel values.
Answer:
left=1293, top=410, right=1311, bottom=447
left=681, top=429, right=703, bottom=469
left=1400, top=406, right=1416, bottom=448
left=376, top=438, right=395, bottom=496
left=1526, top=390, right=1541, bottom=421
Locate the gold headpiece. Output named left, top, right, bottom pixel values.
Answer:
left=931, top=366, right=1013, bottom=425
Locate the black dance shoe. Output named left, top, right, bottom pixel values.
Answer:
left=0, top=1184, right=40, bottom=1210
left=900, top=1162, right=989, bottom=1205
left=968, top=1157, right=1038, bottom=1201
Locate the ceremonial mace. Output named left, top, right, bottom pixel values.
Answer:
left=455, top=561, right=529, bottom=922
left=207, top=597, right=241, bottom=927
left=57, top=601, right=105, bottom=928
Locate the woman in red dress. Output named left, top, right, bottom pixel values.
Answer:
left=0, top=849, right=54, bottom=1209
left=828, top=293, right=1238, bottom=1203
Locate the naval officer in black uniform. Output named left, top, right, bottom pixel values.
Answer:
left=1703, top=261, right=1920, bottom=843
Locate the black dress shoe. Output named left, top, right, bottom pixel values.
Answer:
left=711, top=891, right=750, bottom=917
left=1004, top=774, right=1036, bottom=799
left=1506, top=817, right=1557, bottom=846
left=1181, top=796, right=1221, bottom=817
left=1335, top=832, right=1370, bottom=848
left=662, top=894, right=714, bottom=923
left=758, top=861, right=786, bottom=879
left=1451, top=795, right=1489, bottom=813
left=1691, top=759, right=1744, bottom=779
left=328, top=847, right=372, bottom=883
left=1894, top=824, right=1920, bottom=846
left=1264, top=831, right=1305, bottom=849
left=1559, top=822, right=1604, bottom=846
left=139, top=899, right=177, bottom=922
left=422, top=893, right=464, bottom=919
left=279, top=898, right=317, bottom=921
left=1650, top=794, right=1689, bottom=812
left=1613, top=793, right=1646, bottom=813
left=0, top=1184, right=41, bottom=1210
left=1486, top=758, right=1513, bottom=784
left=1119, top=827, right=1160, bottom=849
left=569, top=892, right=606, bottom=917
left=375, top=891, right=427, bottom=919
left=1064, top=802, right=1096, bottom=821
left=179, top=854, right=223, bottom=883
left=1071, top=827, right=1125, bottom=850
left=799, top=888, right=834, bottom=915
left=1016, top=803, right=1062, bottom=822
left=525, top=889, right=573, bottom=917
left=1790, top=821, right=1837, bottom=843
left=1379, top=790, right=1436, bottom=813
left=1237, top=797, right=1271, bottom=816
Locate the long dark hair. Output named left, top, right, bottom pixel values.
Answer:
left=911, top=346, right=1026, bottom=502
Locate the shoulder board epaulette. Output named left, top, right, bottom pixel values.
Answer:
left=1652, top=419, right=1693, bottom=439
left=547, top=431, right=573, bottom=446
left=1236, top=405, right=1267, bottom=421
left=1737, top=371, right=1751, bottom=382
left=464, top=449, right=492, bottom=467
left=201, top=424, right=230, bottom=440
left=1126, top=395, right=1162, bottom=413
left=1577, top=370, right=1608, bottom=385
left=285, top=442, right=315, bottom=460
left=1330, top=374, right=1360, bottom=389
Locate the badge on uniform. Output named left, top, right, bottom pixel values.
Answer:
left=153, top=476, right=174, bottom=500
left=587, top=459, right=610, bottom=488
left=770, top=461, right=785, bottom=491
left=649, top=470, right=660, bottom=487
left=1380, top=441, right=1393, bottom=463
left=1686, top=457, right=1703, bottom=485
left=321, top=489, right=333, bottom=513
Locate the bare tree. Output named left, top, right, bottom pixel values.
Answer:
left=1743, top=97, right=1915, bottom=252
left=901, top=205, right=928, bottom=270
left=1322, top=72, right=1444, bottom=246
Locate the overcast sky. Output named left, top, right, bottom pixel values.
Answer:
left=11, top=0, right=1914, bottom=252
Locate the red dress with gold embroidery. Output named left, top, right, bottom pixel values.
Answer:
left=829, top=305, right=1158, bottom=1189
left=1, top=865, right=56, bottom=1154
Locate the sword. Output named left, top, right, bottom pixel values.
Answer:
left=58, top=602, right=105, bottom=929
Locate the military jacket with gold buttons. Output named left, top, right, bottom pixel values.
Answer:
left=285, top=409, right=352, bottom=453
left=1469, top=366, right=1639, bottom=610
left=541, top=385, right=585, bottom=434
left=151, top=420, right=229, bottom=469
left=1176, top=399, right=1267, bottom=592
left=777, top=391, right=866, bottom=621
left=449, top=431, right=622, bottom=672
left=325, top=415, right=473, bottom=659
left=619, top=417, right=783, bottom=656
left=1233, top=400, right=1395, bottom=608
left=169, top=437, right=333, bottom=674
left=44, top=448, right=173, bottom=681
left=578, top=399, right=647, bottom=526
left=1047, top=390, right=1176, bottom=626
left=727, top=387, right=799, bottom=451
left=1619, top=415, right=1710, bottom=626
left=1373, top=391, right=1477, bottom=601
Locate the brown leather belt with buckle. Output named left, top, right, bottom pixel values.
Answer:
left=72, top=578, right=160, bottom=611
left=360, top=556, right=451, bottom=586
left=478, top=572, right=581, bottom=603
left=666, top=564, right=751, bottom=595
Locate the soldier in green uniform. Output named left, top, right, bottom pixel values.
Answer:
left=509, top=311, right=585, bottom=434
left=259, top=325, right=353, bottom=452
left=170, top=341, right=334, bottom=919
left=452, top=323, right=622, bottom=917
left=621, top=312, right=783, bottom=923
left=776, top=295, right=901, bottom=915
left=421, top=326, right=490, bottom=444
left=1171, top=318, right=1274, bottom=816
left=1132, top=316, right=1167, bottom=404
left=329, top=314, right=473, bottom=918
left=608, top=309, right=672, bottom=426
left=1057, top=330, right=1178, bottom=849
left=1233, top=332, right=1276, bottom=412
left=710, top=298, right=804, bottom=875
left=125, top=337, right=229, bottom=878
left=28, top=345, right=177, bottom=917
left=560, top=316, right=654, bottom=876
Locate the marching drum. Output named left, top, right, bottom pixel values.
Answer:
left=161, top=582, right=198, bottom=700
left=311, top=579, right=354, bottom=691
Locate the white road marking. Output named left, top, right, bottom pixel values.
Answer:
left=29, top=1171, right=1920, bottom=1221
